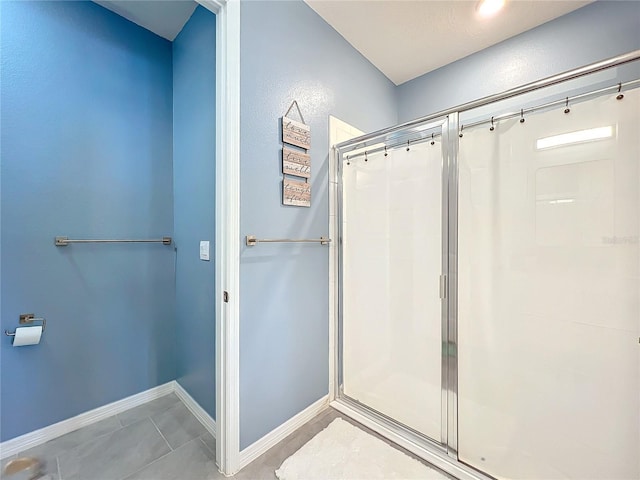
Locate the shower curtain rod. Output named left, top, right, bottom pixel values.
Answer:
left=335, top=49, right=640, bottom=152
left=344, top=76, right=639, bottom=161
left=344, top=132, right=443, bottom=162
left=460, top=78, right=640, bottom=133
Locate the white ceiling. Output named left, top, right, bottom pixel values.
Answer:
left=93, top=1, right=197, bottom=41
left=305, top=0, right=593, bottom=85
left=93, top=1, right=592, bottom=82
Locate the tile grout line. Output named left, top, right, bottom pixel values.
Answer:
left=114, top=437, right=200, bottom=480
left=17, top=417, right=125, bottom=467
left=198, top=435, right=215, bottom=457
left=114, top=448, right=174, bottom=480
left=12, top=398, right=183, bottom=478
left=149, top=417, right=173, bottom=452
left=114, top=416, right=185, bottom=480
left=115, top=396, right=180, bottom=429
left=11, top=398, right=182, bottom=478
left=116, top=414, right=125, bottom=427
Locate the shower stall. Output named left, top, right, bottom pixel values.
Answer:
left=333, top=51, right=640, bottom=480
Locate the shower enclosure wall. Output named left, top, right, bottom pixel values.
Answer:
left=334, top=52, right=640, bottom=480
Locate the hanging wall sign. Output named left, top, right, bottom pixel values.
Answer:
left=280, top=100, right=311, bottom=207
left=282, top=116, right=311, bottom=150
left=282, top=147, right=311, bottom=178
left=283, top=178, right=311, bottom=207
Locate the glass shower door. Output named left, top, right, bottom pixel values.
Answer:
left=457, top=87, right=640, bottom=479
left=340, top=134, right=445, bottom=443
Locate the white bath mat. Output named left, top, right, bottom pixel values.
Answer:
left=275, top=418, right=448, bottom=480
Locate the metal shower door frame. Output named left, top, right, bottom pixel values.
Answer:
left=333, top=115, right=482, bottom=478
left=332, top=49, right=640, bottom=480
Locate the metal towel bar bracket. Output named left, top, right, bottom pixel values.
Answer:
left=246, top=235, right=331, bottom=246
left=55, top=236, right=172, bottom=246
left=5, top=314, right=46, bottom=337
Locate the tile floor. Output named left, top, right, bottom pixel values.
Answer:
left=1, top=394, right=452, bottom=480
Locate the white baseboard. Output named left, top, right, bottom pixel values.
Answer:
left=173, top=381, right=216, bottom=439
left=237, top=395, right=329, bottom=472
left=0, top=381, right=216, bottom=460
left=1, top=381, right=322, bottom=472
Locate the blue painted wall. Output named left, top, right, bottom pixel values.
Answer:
left=239, top=0, right=397, bottom=449
left=397, top=1, right=640, bottom=122
left=4, top=0, right=636, bottom=450
left=173, top=5, right=217, bottom=419
left=0, top=1, right=175, bottom=441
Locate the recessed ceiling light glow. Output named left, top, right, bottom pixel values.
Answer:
left=477, top=0, right=505, bottom=18
left=536, top=126, right=613, bottom=150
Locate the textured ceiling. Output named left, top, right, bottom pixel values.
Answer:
left=94, top=1, right=592, bottom=79
left=93, top=1, right=197, bottom=41
left=305, top=0, right=593, bottom=85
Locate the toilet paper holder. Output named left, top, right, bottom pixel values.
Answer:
left=4, top=314, right=46, bottom=337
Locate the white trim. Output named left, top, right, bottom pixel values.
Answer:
left=328, top=117, right=337, bottom=402
left=193, top=5, right=229, bottom=471
left=173, top=381, right=216, bottom=438
left=237, top=395, right=329, bottom=471
left=200, top=0, right=242, bottom=476
left=197, top=0, right=241, bottom=475
left=0, top=382, right=174, bottom=459
left=0, top=382, right=220, bottom=461
left=327, top=117, right=364, bottom=402
left=196, top=0, right=225, bottom=12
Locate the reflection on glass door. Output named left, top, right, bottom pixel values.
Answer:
left=458, top=88, right=640, bottom=479
left=341, top=138, right=444, bottom=442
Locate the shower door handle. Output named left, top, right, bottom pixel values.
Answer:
left=439, top=274, right=447, bottom=299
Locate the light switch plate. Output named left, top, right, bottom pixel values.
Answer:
left=200, top=241, right=210, bottom=261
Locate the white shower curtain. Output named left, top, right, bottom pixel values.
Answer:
left=458, top=87, right=640, bottom=479
left=342, top=139, right=444, bottom=442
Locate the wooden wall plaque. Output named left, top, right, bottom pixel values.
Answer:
left=283, top=178, right=311, bottom=207
left=282, top=147, right=311, bottom=178
left=282, top=116, right=311, bottom=150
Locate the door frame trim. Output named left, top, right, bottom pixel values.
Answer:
left=197, top=0, right=241, bottom=475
